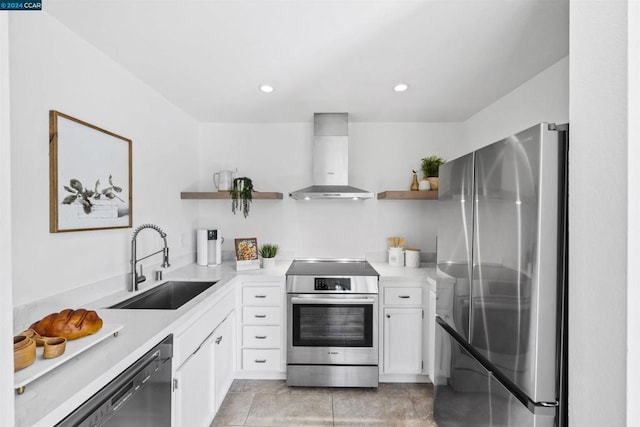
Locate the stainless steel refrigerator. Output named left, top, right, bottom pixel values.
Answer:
left=434, top=123, right=568, bottom=427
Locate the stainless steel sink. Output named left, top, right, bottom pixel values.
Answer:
left=108, top=280, right=218, bottom=310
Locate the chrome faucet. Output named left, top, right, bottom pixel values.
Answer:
left=130, top=224, right=170, bottom=291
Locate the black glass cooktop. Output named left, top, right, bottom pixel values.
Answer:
left=286, top=259, right=379, bottom=277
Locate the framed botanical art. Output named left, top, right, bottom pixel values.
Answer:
left=234, top=237, right=260, bottom=271
left=49, top=111, right=132, bottom=232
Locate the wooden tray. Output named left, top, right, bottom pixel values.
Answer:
left=14, top=323, right=123, bottom=393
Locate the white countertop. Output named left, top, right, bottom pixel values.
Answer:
left=13, top=259, right=434, bottom=426
left=369, top=261, right=436, bottom=291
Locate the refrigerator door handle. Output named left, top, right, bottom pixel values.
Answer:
left=436, top=316, right=559, bottom=415
left=527, top=400, right=558, bottom=416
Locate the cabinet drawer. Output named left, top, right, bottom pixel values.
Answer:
left=242, top=349, right=280, bottom=371
left=243, top=306, right=281, bottom=325
left=242, top=286, right=281, bottom=306
left=243, top=325, right=280, bottom=348
left=384, top=287, right=423, bottom=306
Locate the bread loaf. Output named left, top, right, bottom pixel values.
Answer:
left=29, top=309, right=103, bottom=340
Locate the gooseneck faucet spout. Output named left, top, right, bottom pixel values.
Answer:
left=130, top=224, right=171, bottom=292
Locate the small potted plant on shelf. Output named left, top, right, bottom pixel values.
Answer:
left=421, top=156, right=445, bottom=190
left=259, top=243, right=279, bottom=268
left=230, top=177, right=254, bottom=218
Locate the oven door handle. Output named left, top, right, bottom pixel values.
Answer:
left=291, top=297, right=376, bottom=305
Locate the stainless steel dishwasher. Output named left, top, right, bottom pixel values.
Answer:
left=56, top=335, right=173, bottom=427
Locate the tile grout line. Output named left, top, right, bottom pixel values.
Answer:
left=410, top=395, right=420, bottom=425
left=331, top=394, right=335, bottom=427
left=241, top=391, right=256, bottom=426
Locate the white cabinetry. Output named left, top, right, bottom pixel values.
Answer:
left=380, top=279, right=434, bottom=383
left=173, top=286, right=236, bottom=427
left=213, top=313, right=235, bottom=412
left=175, top=330, right=216, bottom=427
left=236, top=279, right=285, bottom=379
left=384, top=307, right=423, bottom=374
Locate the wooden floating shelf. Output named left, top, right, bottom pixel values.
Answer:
left=181, top=191, right=283, bottom=200
left=377, top=191, right=438, bottom=200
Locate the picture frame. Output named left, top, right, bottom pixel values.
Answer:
left=234, top=237, right=260, bottom=271
left=49, top=111, right=132, bottom=233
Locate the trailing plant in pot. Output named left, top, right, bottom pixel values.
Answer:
left=259, top=243, right=279, bottom=268
left=230, top=177, right=254, bottom=218
left=421, top=156, right=445, bottom=190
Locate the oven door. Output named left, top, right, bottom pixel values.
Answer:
left=287, top=293, right=378, bottom=365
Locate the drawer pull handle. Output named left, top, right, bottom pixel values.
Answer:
left=255, top=359, right=267, bottom=363
left=255, top=335, right=267, bottom=339
left=254, top=314, right=267, bottom=318
left=399, top=295, right=411, bottom=299
left=254, top=295, right=267, bottom=298
left=215, top=336, right=222, bottom=345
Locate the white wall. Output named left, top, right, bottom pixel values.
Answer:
left=194, top=58, right=570, bottom=261
left=9, top=12, right=200, bottom=306
left=570, top=2, right=628, bottom=426
left=197, top=122, right=462, bottom=259
left=461, top=56, right=569, bottom=154
left=627, top=2, right=640, bottom=425
left=1, top=14, right=15, bottom=427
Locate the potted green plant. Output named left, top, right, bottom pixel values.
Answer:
left=421, top=156, right=445, bottom=190
left=259, top=243, right=279, bottom=268
left=230, top=177, right=254, bottom=218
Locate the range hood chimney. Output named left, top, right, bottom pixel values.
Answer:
left=289, top=113, right=374, bottom=200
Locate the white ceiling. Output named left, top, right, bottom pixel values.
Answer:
left=46, top=0, right=569, bottom=123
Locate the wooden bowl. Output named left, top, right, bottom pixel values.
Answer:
left=34, top=335, right=50, bottom=347
left=18, top=329, right=37, bottom=339
left=14, top=336, right=36, bottom=371
left=14, top=335, right=29, bottom=350
left=43, top=337, right=67, bottom=359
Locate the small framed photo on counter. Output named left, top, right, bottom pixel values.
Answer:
left=234, top=237, right=260, bottom=271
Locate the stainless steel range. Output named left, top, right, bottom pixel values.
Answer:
left=286, top=259, right=379, bottom=388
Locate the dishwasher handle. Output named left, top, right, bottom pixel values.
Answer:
left=109, top=350, right=160, bottom=412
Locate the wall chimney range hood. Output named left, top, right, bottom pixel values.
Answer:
left=289, top=113, right=374, bottom=200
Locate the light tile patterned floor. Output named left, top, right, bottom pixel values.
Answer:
left=211, top=380, right=437, bottom=427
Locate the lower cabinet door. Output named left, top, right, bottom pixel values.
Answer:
left=175, top=333, right=216, bottom=427
left=383, top=307, right=423, bottom=374
left=214, top=314, right=235, bottom=411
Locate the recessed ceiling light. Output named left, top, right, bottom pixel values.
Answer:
left=259, top=85, right=274, bottom=93
left=394, top=83, right=409, bottom=92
